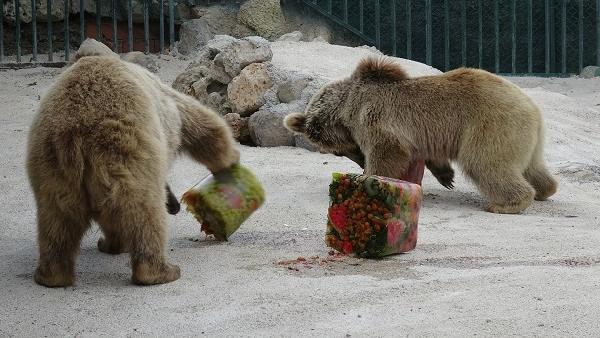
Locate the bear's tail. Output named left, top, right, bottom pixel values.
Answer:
left=524, top=123, right=557, bottom=200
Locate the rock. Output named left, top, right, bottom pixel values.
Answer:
left=227, top=63, right=273, bottom=117
left=248, top=102, right=304, bottom=147
left=357, top=45, right=384, bottom=55
left=277, top=31, right=303, bottom=42
left=121, top=51, right=160, bottom=72
left=312, top=36, right=329, bottom=43
left=295, top=134, right=318, bottom=152
left=581, top=66, right=600, bottom=79
left=224, top=113, right=252, bottom=145
left=3, top=0, right=64, bottom=24
left=176, top=18, right=214, bottom=55
left=238, top=0, right=286, bottom=40
left=190, top=5, right=256, bottom=39
left=206, top=35, right=237, bottom=55
left=277, top=77, right=311, bottom=103
left=218, top=37, right=273, bottom=78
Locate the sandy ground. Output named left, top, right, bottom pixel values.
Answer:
left=1, top=42, right=600, bottom=337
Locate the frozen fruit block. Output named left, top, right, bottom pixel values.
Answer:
left=182, top=164, right=265, bottom=241
left=325, top=172, right=422, bottom=258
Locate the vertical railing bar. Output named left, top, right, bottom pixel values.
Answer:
left=444, top=0, right=449, bottom=71
left=143, top=0, right=149, bottom=54
left=169, top=0, right=174, bottom=50
left=528, top=0, right=533, bottom=73
left=578, top=0, right=583, bottom=73
left=511, top=0, right=516, bottom=73
left=425, top=0, right=432, bottom=66
left=545, top=0, right=551, bottom=73
left=64, top=0, right=69, bottom=61
left=391, top=0, right=396, bottom=56
left=550, top=2, right=556, bottom=72
left=128, top=0, right=133, bottom=52
left=111, top=0, right=117, bottom=52
left=47, top=0, right=52, bottom=61
left=359, top=0, right=364, bottom=33
left=327, top=0, right=332, bottom=15
left=32, top=0, right=37, bottom=61
left=375, top=0, right=381, bottom=51
left=561, top=0, right=566, bottom=74
left=461, top=0, right=466, bottom=66
left=80, top=0, right=85, bottom=45
left=96, top=0, right=101, bottom=41
left=343, top=0, right=348, bottom=23
left=478, top=0, right=482, bottom=68
left=15, top=0, right=21, bottom=63
left=406, top=0, right=411, bottom=60
left=494, top=0, right=499, bottom=73
left=0, top=0, right=4, bottom=63
left=160, top=0, right=164, bottom=54
left=597, top=0, right=600, bottom=66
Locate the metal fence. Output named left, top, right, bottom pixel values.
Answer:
left=0, top=0, right=180, bottom=66
left=302, top=0, right=600, bottom=75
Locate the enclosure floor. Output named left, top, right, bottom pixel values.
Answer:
left=1, top=54, right=600, bottom=337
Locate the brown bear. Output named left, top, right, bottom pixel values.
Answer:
left=27, top=39, right=239, bottom=287
left=285, top=56, right=557, bottom=214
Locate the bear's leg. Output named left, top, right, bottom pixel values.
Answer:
left=465, top=164, right=535, bottom=214
left=364, top=144, right=412, bottom=179
left=523, top=144, right=557, bottom=201
left=34, top=196, right=90, bottom=287
left=97, top=225, right=128, bottom=254
left=426, top=160, right=455, bottom=189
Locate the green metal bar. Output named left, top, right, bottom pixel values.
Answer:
left=343, top=0, right=348, bottom=23
left=545, top=0, right=551, bottom=73
left=461, top=0, right=466, bottom=66
left=160, top=0, right=164, bottom=54
left=169, top=0, right=175, bottom=49
left=406, top=0, right=411, bottom=60
left=597, top=0, right=600, bottom=66
left=302, top=1, right=375, bottom=44
left=359, top=0, right=364, bottom=33
left=96, top=0, right=101, bottom=41
left=128, top=0, right=133, bottom=52
left=478, top=0, right=482, bottom=68
left=444, top=0, right=449, bottom=71
left=578, top=0, right=583, bottom=72
left=327, top=0, right=332, bottom=14
left=80, top=0, right=85, bottom=45
left=375, top=0, right=381, bottom=50
left=15, top=0, right=21, bottom=63
left=111, top=0, right=117, bottom=52
left=32, top=0, right=37, bottom=61
left=425, top=0, right=431, bottom=65
left=511, top=0, right=516, bottom=73
left=64, top=0, right=69, bottom=60
left=391, top=0, right=396, bottom=56
left=527, top=0, right=532, bottom=73
left=494, top=0, right=499, bottom=73
left=47, top=0, right=52, bottom=61
left=0, top=0, right=4, bottom=62
left=561, top=0, right=566, bottom=74
left=144, top=0, right=149, bottom=54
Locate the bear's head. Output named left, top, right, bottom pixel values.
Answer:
left=284, top=82, right=365, bottom=168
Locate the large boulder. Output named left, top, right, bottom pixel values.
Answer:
left=248, top=102, right=303, bottom=147
left=190, top=5, right=256, bottom=39
left=581, top=66, right=600, bottom=79
left=175, top=18, right=214, bottom=55
left=216, top=36, right=273, bottom=78
left=227, top=63, right=273, bottom=117
left=121, top=51, right=160, bottom=73
left=277, top=31, right=303, bottom=42
left=277, top=77, right=311, bottom=103
left=238, top=0, right=286, bottom=41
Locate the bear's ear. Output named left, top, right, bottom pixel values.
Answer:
left=284, top=113, right=307, bottom=133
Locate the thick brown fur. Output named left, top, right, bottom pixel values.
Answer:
left=285, top=56, right=557, bottom=214
left=27, top=39, right=239, bottom=287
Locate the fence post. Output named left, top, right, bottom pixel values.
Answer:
left=425, top=0, right=431, bottom=66
left=444, top=0, right=449, bottom=70
left=64, top=0, right=69, bottom=60
left=561, top=0, right=566, bottom=74
left=359, top=0, right=364, bottom=33
left=160, top=0, right=164, bottom=54
left=597, top=0, right=600, bottom=66
left=0, top=0, right=3, bottom=63
left=112, top=0, right=117, bottom=52
left=96, top=0, right=101, bottom=41
left=528, top=0, right=532, bottom=73
left=80, top=0, right=85, bottom=45
left=461, top=0, right=466, bottom=66
left=478, top=0, right=482, bottom=69
left=343, top=0, right=348, bottom=23
left=545, top=0, right=550, bottom=73
left=32, top=0, right=37, bottom=61
left=406, top=0, right=411, bottom=60
left=144, top=0, right=149, bottom=54
left=578, top=0, right=583, bottom=72
left=169, top=0, right=175, bottom=49
left=511, top=0, right=516, bottom=73
left=494, top=0, right=499, bottom=73
left=375, top=0, right=381, bottom=51
left=15, top=0, right=21, bottom=63
left=391, top=0, right=396, bottom=57
left=128, top=0, right=133, bottom=52
left=47, top=0, right=53, bottom=61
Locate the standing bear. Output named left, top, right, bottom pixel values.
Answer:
left=285, top=56, right=557, bottom=214
left=27, top=39, right=239, bottom=287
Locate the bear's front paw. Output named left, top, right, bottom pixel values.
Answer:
left=34, top=262, right=75, bottom=287
left=132, top=262, right=181, bottom=285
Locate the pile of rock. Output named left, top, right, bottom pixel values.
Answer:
left=172, top=34, right=321, bottom=150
